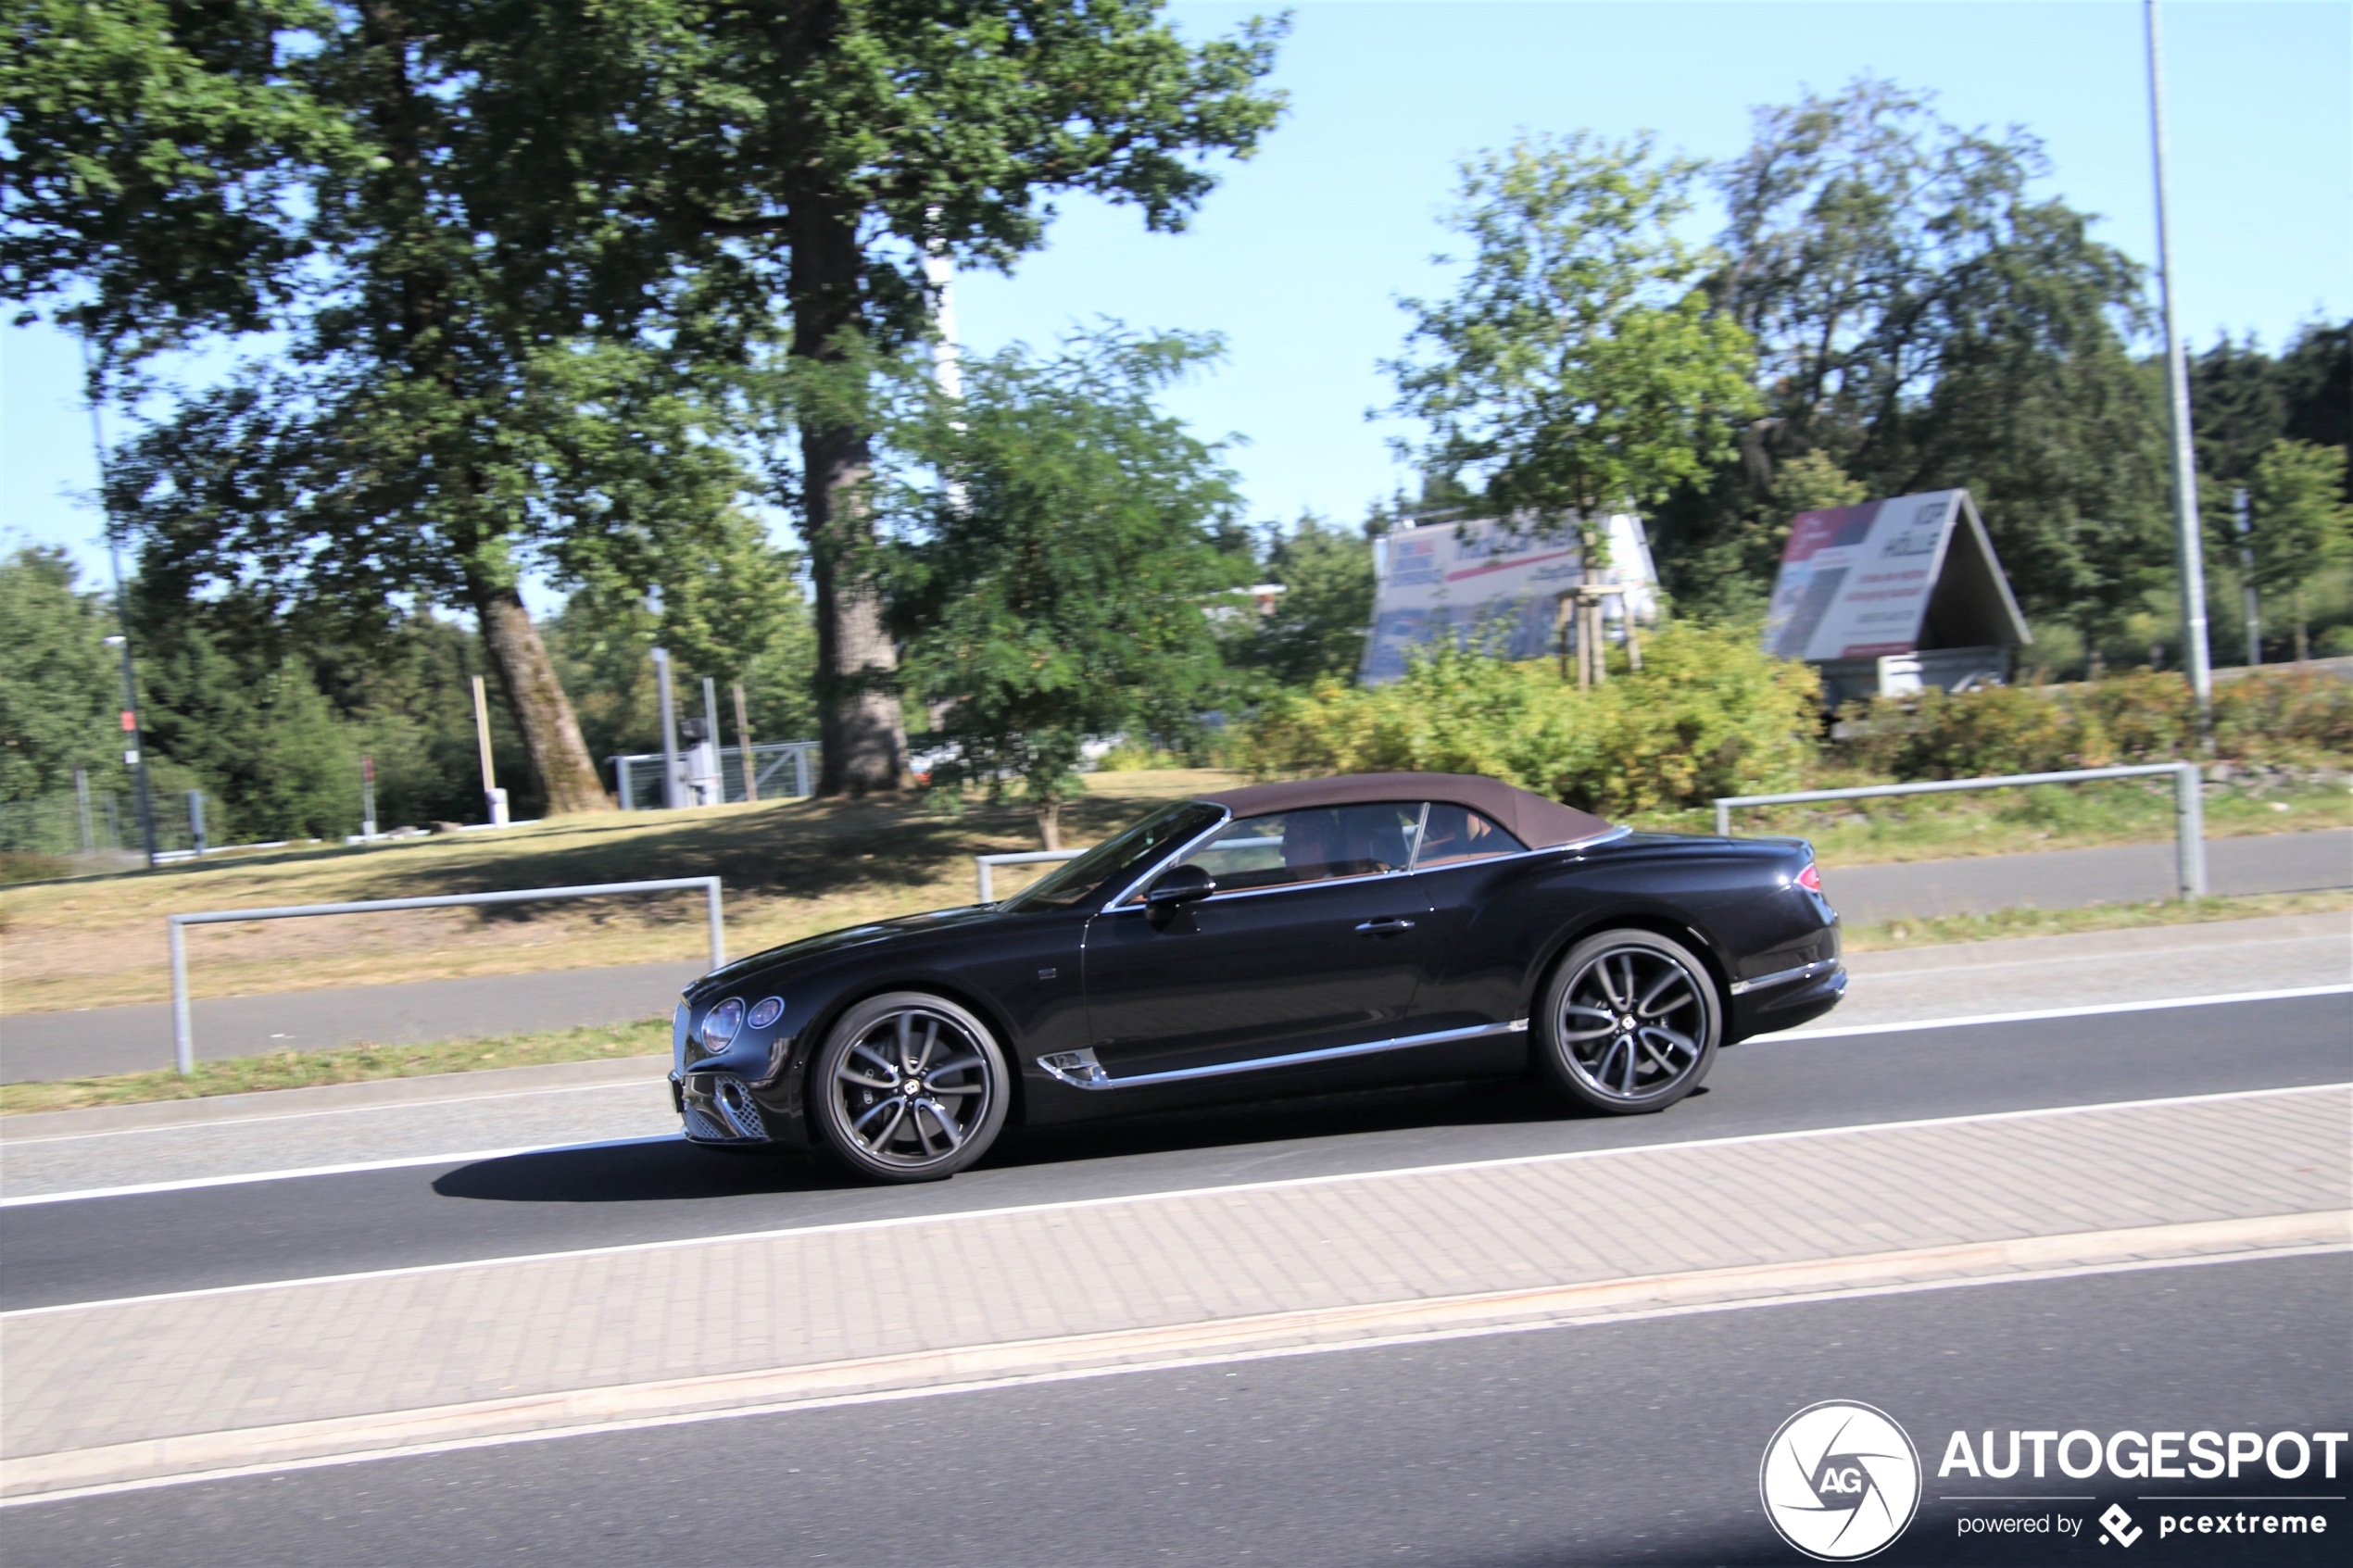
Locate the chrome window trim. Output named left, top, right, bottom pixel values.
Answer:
left=1727, top=958, right=1841, bottom=997
left=1037, top=1018, right=1529, bottom=1090
left=1101, top=806, right=1236, bottom=911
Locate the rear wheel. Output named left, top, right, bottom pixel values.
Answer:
left=1537, top=929, right=1720, bottom=1114
left=812, top=992, right=1010, bottom=1183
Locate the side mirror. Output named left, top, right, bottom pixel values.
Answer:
left=1144, top=863, right=1216, bottom=911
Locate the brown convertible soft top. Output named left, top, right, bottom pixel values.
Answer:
left=1193, top=772, right=1615, bottom=850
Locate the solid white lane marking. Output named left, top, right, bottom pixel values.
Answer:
left=0, top=1135, right=675, bottom=1210
left=4, top=1241, right=2339, bottom=1510
left=3, top=1073, right=669, bottom=1144
left=7, top=1080, right=2344, bottom=1319
left=1758, top=983, right=2353, bottom=1041
left=10, top=984, right=2346, bottom=1210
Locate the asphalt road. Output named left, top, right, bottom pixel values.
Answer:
left=11, top=1252, right=2344, bottom=1566
left=9, top=828, right=2346, bottom=1082
left=6, top=990, right=2347, bottom=1311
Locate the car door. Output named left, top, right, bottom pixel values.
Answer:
left=1082, top=803, right=1435, bottom=1084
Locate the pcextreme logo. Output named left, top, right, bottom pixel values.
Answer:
left=1761, top=1400, right=1924, bottom=1561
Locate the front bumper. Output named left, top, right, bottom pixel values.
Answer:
left=673, top=1071, right=778, bottom=1145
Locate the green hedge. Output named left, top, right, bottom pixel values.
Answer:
left=1235, top=623, right=1822, bottom=815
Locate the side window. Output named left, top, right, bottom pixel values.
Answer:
left=1176, top=803, right=1423, bottom=895
left=1414, top=803, right=1526, bottom=869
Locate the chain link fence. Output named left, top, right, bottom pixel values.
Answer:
left=0, top=785, right=202, bottom=865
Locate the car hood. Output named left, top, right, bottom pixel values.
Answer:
left=686, top=902, right=1003, bottom=1002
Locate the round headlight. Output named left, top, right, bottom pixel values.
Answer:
left=699, top=997, right=745, bottom=1052
left=747, top=996, right=786, bottom=1032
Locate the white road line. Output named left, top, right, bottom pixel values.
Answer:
left=5, top=1241, right=2340, bottom=1511
left=2, top=1073, right=669, bottom=1144
left=1757, top=983, right=2353, bottom=1041
left=0, top=1135, right=675, bottom=1210
left=7, top=1080, right=2344, bottom=1320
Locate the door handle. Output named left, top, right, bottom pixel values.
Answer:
left=1355, top=917, right=1416, bottom=935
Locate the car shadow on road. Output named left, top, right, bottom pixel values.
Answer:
left=430, top=1076, right=1671, bottom=1204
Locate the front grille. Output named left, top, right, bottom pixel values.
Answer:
left=714, top=1078, right=768, bottom=1141
left=682, top=1105, right=729, bottom=1142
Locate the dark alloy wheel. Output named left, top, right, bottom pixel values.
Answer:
left=1537, top=929, right=1721, bottom=1114
left=812, top=992, right=1009, bottom=1182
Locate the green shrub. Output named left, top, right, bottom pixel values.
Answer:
left=1832, top=667, right=2351, bottom=780
left=1235, top=623, right=1820, bottom=815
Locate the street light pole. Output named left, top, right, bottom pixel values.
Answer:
left=81, top=327, right=157, bottom=869
left=2144, top=0, right=2213, bottom=731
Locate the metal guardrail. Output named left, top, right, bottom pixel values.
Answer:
left=975, top=850, right=1083, bottom=903
left=1713, top=762, right=2207, bottom=900
left=165, top=876, right=726, bottom=1075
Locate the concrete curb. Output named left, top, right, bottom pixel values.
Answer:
left=4, top=1210, right=2342, bottom=1503
left=0, top=1056, right=670, bottom=1143
left=1843, top=910, right=2351, bottom=975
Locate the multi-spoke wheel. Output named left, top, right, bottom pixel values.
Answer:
left=1537, top=930, right=1721, bottom=1114
left=812, top=992, right=1010, bottom=1182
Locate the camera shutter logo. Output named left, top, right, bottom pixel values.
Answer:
left=1759, top=1400, right=1922, bottom=1561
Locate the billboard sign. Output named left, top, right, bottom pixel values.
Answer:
left=1362, top=514, right=1658, bottom=684
left=1762, top=489, right=2028, bottom=661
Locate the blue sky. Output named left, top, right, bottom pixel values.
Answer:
left=5, top=1, right=2347, bottom=598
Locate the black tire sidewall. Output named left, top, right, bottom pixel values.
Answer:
left=811, top=991, right=1010, bottom=1183
left=1537, top=929, right=1721, bottom=1115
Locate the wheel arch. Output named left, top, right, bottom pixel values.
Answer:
left=1525, top=908, right=1736, bottom=1032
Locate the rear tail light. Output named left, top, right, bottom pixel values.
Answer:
left=1796, top=861, right=1822, bottom=893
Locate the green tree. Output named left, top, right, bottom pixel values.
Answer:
left=2249, top=440, right=2353, bottom=661
left=0, top=547, right=123, bottom=805
left=661, top=1, right=1286, bottom=796
left=1388, top=132, right=1758, bottom=566
left=881, top=330, right=1246, bottom=848
left=1245, top=514, right=1377, bottom=687
left=5, top=1, right=754, bottom=816
left=1702, top=78, right=2170, bottom=650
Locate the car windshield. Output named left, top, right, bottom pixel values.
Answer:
left=999, top=801, right=1226, bottom=912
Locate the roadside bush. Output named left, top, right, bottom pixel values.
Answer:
left=1235, top=623, right=1820, bottom=815
left=1831, top=666, right=2352, bottom=780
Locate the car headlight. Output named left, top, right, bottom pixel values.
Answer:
left=747, top=996, right=786, bottom=1032
left=699, top=997, right=745, bottom=1053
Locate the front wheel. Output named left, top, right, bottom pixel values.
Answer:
left=812, top=992, right=1010, bottom=1183
left=1537, top=930, right=1721, bottom=1114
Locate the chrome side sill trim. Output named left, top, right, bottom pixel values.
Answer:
left=1729, top=959, right=1841, bottom=997
left=1038, top=1019, right=1529, bottom=1091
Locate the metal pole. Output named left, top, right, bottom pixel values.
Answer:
left=75, top=766, right=93, bottom=854
left=2145, top=0, right=2213, bottom=733
left=360, top=754, right=377, bottom=841
left=978, top=859, right=994, bottom=903
left=700, top=675, right=722, bottom=807
left=1714, top=800, right=1731, bottom=837
left=187, top=789, right=207, bottom=857
left=793, top=744, right=811, bottom=799
left=81, top=328, right=157, bottom=869
left=733, top=683, right=758, bottom=804
left=652, top=647, right=683, bottom=809
left=170, top=916, right=194, bottom=1074
left=705, top=877, right=726, bottom=969
left=2174, top=760, right=2207, bottom=898
left=2233, top=485, right=2260, bottom=665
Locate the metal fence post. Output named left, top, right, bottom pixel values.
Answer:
left=1714, top=801, right=1730, bottom=837
left=705, top=877, right=726, bottom=968
left=170, top=916, right=194, bottom=1074
left=793, top=745, right=812, bottom=798
left=2175, top=761, right=2207, bottom=898
left=977, top=859, right=994, bottom=903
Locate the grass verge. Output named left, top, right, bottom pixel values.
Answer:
left=0, top=1016, right=671, bottom=1117
left=1839, top=887, right=2353, bottom=953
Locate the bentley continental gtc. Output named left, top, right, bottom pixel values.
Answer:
left=671, top=772, right=1844, bottom=1182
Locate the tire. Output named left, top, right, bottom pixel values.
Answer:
left=1535, top=929, right=1721, bottom=1115
left=810, top=992, right=1010, bottom=1183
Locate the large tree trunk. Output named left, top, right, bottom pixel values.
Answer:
left=472, top=583, right=610, bottom=814
left=789, top=197, right=906, bottom=797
